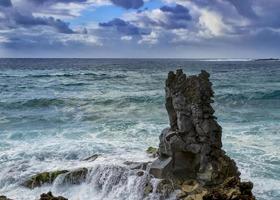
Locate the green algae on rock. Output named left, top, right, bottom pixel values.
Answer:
left=22, top=170, right=69, bottom=189
left=146, top=146, right=158, bottom=158
left=22, top=168, right=89, bottom=189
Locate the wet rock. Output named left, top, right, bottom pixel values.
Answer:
left=222, top=177, right=239, bottom=189
left=203, top=191, right=227, bottom=200
left=185, top=192, right=207, bottom=200
left=82, top=154, right=99, bottom=162
left=188, top=177, right=256, bottom=200
left=176, top=191, right=188, bottom=199
left=156, top=179, right=174, bottom=198
left=143, top=179, right=174, bottom=198
left=0, top=195, right=13, bottom=200
left=61, top=168, right=88, bottom=185
left=239, top=181, right=254, bottom=195
left=39, top=192, right=67, bottom=200
left=143, top=182, right=153, bottom=197
left=22, top=170, right=69, bottom=189
left=22, top=168, right=89, bottom=189
left=150, top=157, right=172, bottom=178
left=136, top=170, right=145, bottom=177
left=123, top=161, right=151, bottom=170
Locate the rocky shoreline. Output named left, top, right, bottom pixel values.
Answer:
left=1, top=70, right=255, bottom=200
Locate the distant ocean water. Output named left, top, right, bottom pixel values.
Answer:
left=0, top=58, right=279, bottom=200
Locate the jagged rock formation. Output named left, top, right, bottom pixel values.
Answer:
left=149, top=69, right=255, bottom=199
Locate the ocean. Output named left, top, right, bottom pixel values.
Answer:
left=0, top=59, right=279, bottom=200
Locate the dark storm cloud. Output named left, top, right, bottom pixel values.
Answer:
left=111, top=0, right=144, bottom=9
left=0, top=1, right=75, bottom=34
left=12, top=12, right=75, bottom=34
left=159, top=4, right=192, bottom=29
left=135, top=4, right=192, bottom=30
left=160, top=4, right=192, bottom=21
left=99, top=18, right=148, bottom=35
left=99, top=4, right=192, bottom=36
left=0, top=0, right=12, bottom=7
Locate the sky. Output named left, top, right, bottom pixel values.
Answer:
left=0, top=0, right=279, bottom=58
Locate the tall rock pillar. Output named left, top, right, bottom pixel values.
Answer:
left=150, top=69, right=239, bottom=186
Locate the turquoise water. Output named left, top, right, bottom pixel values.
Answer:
left=0, top=59, right=279, bottom=199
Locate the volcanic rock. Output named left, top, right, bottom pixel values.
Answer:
left=149, top=69, right=255, bottom=200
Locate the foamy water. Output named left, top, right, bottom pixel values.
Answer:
left=0, top=59, right=279, bottom=199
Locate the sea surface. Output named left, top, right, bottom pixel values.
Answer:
left=0, top=59, right=279, bottom=200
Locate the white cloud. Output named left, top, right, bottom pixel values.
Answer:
left=138, top=31, right=159, bottom=44
left=59, top=33, right=102, bottom=46
left=121, top=36, right=133, bottom=41
left=0, top=35, right=9, bottom=43
left=171, top=29, right=201, bottom=43
left=198, top=9, right=231, bottom=37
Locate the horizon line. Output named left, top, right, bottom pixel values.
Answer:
left=1, top=57, right=278, bottom=60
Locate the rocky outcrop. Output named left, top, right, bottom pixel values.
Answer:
left=61, top=168, right=88, bottom=185
left=22, top=168, right=88, bottom=189
left=39, top=192, right=67, bottom=200
left=148, top=69, right=255, bottom=199
left=22, top=170, right=69, bottom=189
left=177, top=177, right=255, bottom=200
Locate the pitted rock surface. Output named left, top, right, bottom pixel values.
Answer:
left=150, top=69, right=240, bottom=185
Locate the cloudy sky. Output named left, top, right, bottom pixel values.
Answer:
left=0, top=0, right=279, bottom=58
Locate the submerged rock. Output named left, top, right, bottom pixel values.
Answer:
left=22, top=168, right=89, bottom=189
left=61, top=168, right=88, bottom=185
left=82, top=154, right=99, bottom=162
left=149, top=69, right=255, bottom=199
left=39, top=192, right=67, bottom=200
left=22, top=170, right=69, bottom=189
left=0, top=195, right=13, bottom=200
